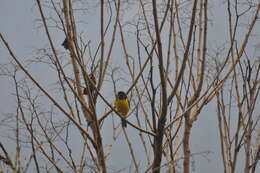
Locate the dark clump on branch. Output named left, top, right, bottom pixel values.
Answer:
left=83, top=74, right=96, bottom=95
left=62, top=37, right=69, bottom=50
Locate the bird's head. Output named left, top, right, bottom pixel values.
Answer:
left=117, top=91, right=127, bottom=100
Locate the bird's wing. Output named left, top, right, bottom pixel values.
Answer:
left=127, top=99, right=130, bottom=108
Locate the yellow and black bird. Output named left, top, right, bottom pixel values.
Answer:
left=115, top=91, right=130, bottom=128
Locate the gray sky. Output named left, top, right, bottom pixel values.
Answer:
left=1, top=0, right=259, bottom=172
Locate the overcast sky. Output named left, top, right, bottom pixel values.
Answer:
left=1, top=0, right=259, bottom=172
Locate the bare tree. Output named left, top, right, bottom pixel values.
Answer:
left=0, top=0, right=259, bottom=172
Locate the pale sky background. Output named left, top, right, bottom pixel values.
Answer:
left=0, top=0, right=259, bottom=173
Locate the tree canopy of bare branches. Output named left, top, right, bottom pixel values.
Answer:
left=0, top=0, right=259, bottom=172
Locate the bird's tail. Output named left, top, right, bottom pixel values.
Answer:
left=121, top=118, right=127, bottom=128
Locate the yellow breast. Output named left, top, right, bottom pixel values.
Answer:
left=115, top=99, right=130, bottom=116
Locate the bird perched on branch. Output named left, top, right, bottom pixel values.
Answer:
left=115, top=91, right=130, bottom=128
left=83, top=74, right=96, bottom=95
left=62, top=37, right=69, bottom=50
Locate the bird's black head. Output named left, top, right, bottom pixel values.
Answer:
left=117, top=91, right=127, bottom=100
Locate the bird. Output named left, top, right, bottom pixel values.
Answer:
left=114, top=91, right=130, bottom=128
left=62, top=37, right=69, bottom=50
left=83, top=74, right=96, bottom=95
